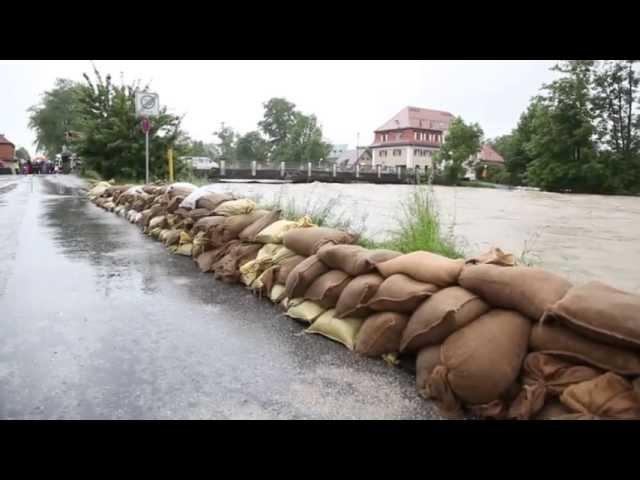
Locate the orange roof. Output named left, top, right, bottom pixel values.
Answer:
left=375, top=106, right=455, bottom=132
left=0, top=134, right=15, bottom=147
left=479, top=144, right=504, bottom=164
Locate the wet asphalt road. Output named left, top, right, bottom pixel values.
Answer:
left=0, top=174, right=444, bottom=419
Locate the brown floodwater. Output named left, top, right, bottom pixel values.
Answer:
left=206, top=181, right=640, bottom=294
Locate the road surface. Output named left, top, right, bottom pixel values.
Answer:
left=0, top=174, right=443, bottom=419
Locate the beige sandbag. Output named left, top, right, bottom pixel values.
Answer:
left=239, top=209, right=281, bottom=242
left=251, top=265, right=278, bottom=293
left=400, top=286, right=490, bottom=353
left=283, top=227, right=356, bottom=257
left=533, top=399, right=573, bottom=420
left=149, top=215, right=167, bottom=230
left=459, top=264, right=572, bottom=321
left=303, top=270, right=352, bottom=309
left=192, top=216, right=225, bottom=235
left=189, top=208, right=214, bottom=222
left=196, top=192, right=234, bottom=210
left=175, top=243, right=193, bottom=256
left=305, top=309, right=364, bottom=350
left=285, top=255, right=330, bottom=300
left=334, top=273, right=384, bottom=319
left=191, top=231, right=210, bottom=258
left=276, top=255, right=307, bottom=284
left=560, top=372, right=640, bottom=420
left=507, top=353, right=602, bottom=420
left=424, top=309, right=531, bottom=418
left=270, top=284, right=287, bottom=303
left=254, top=219, right=299, bottom=244
left=376, top=251, right=465, bottom=287
left=529, top=322, right=640, bottom=375
left=212, top=210, right=269, bottom=246
left=416, top=345, right=442, bottom=399
left=167, top=195, right=184, bottom=213
left=355, top=312, right=409, bottom=357
left=212, top=241, right=262, bottom=284
left=239, top=243, right=290, bottom=286
left=173, top=207, right=191, bottom=218
left=465, top=247, right=516, bottom=267
left=213, top=198, right=256, bottom=216
left=366, top=274, right=439, bottom=313
left=317, top=244, right=402, bottom=276
left=542, top=281, right=640, bottom=349
left=149, top=227, right=163, bottom=239
left=286, top=300, right=326, bottom=324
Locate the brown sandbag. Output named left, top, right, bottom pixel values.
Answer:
left=141, top=204, right=163, bottom=227
left=196, top=192, right=234, bottom=210
left=542, top=281, right=640, bottom=350
left=189, top=208, right=214, bottom=222
left=425, top=309, right=531, bottom=418
left=317, top=244, right=401, bottom=276
left=173, top=207, right=191, bottom=218
left=533, top=399, right=573, bottom=420
left=212, top=210, right=269, bottom=246
left=508, top=353, right=602, bottom=420
left=458, top=264, right=572, bottom=321
left=416, top=345, right=442, bottom=399
left=239, top=209, right=281, bottom=242
left=303, top=270, right=352, bottom=309
left=529, top=322, right=640, bottom=376
left=400, top=286, right=490, bottom=353
left=195, top=248, right=226, bottom=273
left=275, top=255, right=307, bottom=285
left=559, top=372, right=640, bottom=420
left=283, top=227, right=356, bottom=257
left=212, top=241, right=262, bottom=283
left=167, top=195, right=184, bottom=213
left=334, top=273, right=384, bottom=319
left=366, top=274, right=439, bottom=313
left=355, top=312, right=409, bottom=357
left=252, top=265, right=278, bottom=295
left=465, top=247, right=516, bottom=267
left=163, top=229, right=181, bottom=247
left=285, top=255, right=330, bottom=299
left=193, top=216, right=225, bottom=235
left=376, top=251, right=465, bottom=287
left=468, top=382, right=522, bottom=420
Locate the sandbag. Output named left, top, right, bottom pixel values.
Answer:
left=191, top=231, right=210, bottom=258
left=167, top=195, right=184, bottom=213
left=212, top=241, right=262, bottom=283
left=317, top=244, right=401, bottom=276
left=465, top=247, right=516, bottom=267
left=192, top=216, right=225, bottom=235
left=366, top=274, right=439, bottom=313
left=239, top=209, right=281, bottom=242
left=376, top=251, right=465, bottom=287
left=175, top=243, right=193, bottom=256
left=285, top=255, right=330, bottom=299
left=533, top=399, right=573, bottom=420
left=149, top=227, right=162, bottom=239
left=167, top=182, right=197, bottom=199
left=173, top=207, right=191, bottom=218
left=148, top=215, right=167, bottom=231
left=270, top=284, right=287, bottom=303
left=529, top=322, right=640, bottom=375
left=424, top=309, right=531, bottom=418
left=254, top=219, right=300, bottom=244
left=283, top=227, right=356, bottom=257
left=239, top=243, right=291, bottom=287
left=213, top=198, right=256, bottom=216
left=252, top=266, right=278, bottom=294
left=416, top=345, right=442, bottom=399
left=467, top=382, right=522, bottom=420
left=303, top=270, right=352, bottom=309
left=400, top=286, right=490, bottom=353
left=276, top=255, right=307, bottom=285
left=195, top=248, right=223, bottom=273
left=286, top=300, right=326, bottom=324
left=334, top=273, right=384, bottom=319
left=542, top=281, right=640, bottom=350
left=559, top=372, right=640, bottom=420
left=212, top=210, right=269, bottom=245
left=507, top=353, right=602, bottom=420
left=459, top=264, right=572, bottom=321
left=197, top=192, right=234, bottom=210
left=189, top=208, right=214, bottom=222
left=355, top=312, right=409, bottom=357
left=305, top=309, right=364, bottom=350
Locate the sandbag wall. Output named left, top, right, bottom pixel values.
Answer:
left=87, top=181, right=640, bottom=420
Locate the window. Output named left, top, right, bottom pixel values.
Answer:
left=393, top=149, right=401, bottom=156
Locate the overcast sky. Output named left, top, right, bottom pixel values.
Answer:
left=0, top=60, right=561, bottom=154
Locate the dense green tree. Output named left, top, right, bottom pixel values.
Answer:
left=435, top=117, right=483, bottom=184
left=236, top=131, right=269, bottom=166
left=212, top=122, right=238, bottom=165
left=258, top=97, right=297, bottom=150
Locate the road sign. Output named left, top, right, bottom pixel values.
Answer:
left=141, top=117, right=151, bottom=133
left=135, top=92, right=160, bottom=117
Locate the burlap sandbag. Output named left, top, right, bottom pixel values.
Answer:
left=195, top=247, right=227, bottom=273
left=507, top=353, right=602, bottom=420
left=167, top=184, right=197, bottom=200
left=286, top=300, right=326, bottom=324
left=213, top=198, right=256, bottom=216
left=173, top=207, right=191, bottom=218
left=366, top=274, right=439, bottom=313
left=175, top=243, right=193, bottom=256
left=213, top=210, right=269, bottom=245
left=458, top=264, right=572, bottom=321
left=533, top=399, right=573, bottom=420
left=542, top=281, right=640, bottom=350
left=303, top=270, right=352, bottom=309
left=285, top=255, right=330, bottom=299
left=283, top=227, right=356, bottom=257
left=334, top=273, right=384, bottom=319
left=376, top=251, right=465, bottom=287
left=149, top=216, right=167, bottom=230
left=305, top=309, right=364, bottom=350
left=252, top=265, right=278, bottom=294
left=196, top=192, right=234, bottom=210
left=416, top=345, right=442, bottom=399
left=529, top=322, right=640, bottom=375
left=141, top=204, right=163, bottom=227
left=465, top=247, right=516, bottom=267
left=188, top=208, right=214, bottom=222
left=559, top=372, right=640, bottom=420
left=270, top=284, right=287, bottom=304
left=239, top=209, right=281, bottom=242
left=167, top=195, right=184, bottom=213
left=401, top=286, right=490, bottom=353
left=355, top=312, right=409, bottom=357
left=276, top=255, right=307, bottom=285
left=191, top=231, right=210, bottom=258
left=212, top=241, right=262, bottom=283
left=317, top=244, right=401, bottom=276
left=425, top=309, right=531, bottom=418
left=254, top=219, right=300, bottom=244
left=193, top=216, right=225, bottom=235
left=468, top=382, right=523, bottom=420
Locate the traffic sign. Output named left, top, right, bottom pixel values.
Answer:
left=135, top=92, right=160, bottom=117
left=141, top=117, right=151, bottom=133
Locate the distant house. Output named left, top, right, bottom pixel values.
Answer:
left=181, top=156, right=219, bottom=171
left=334, top=147, right=372, bottom=170
left=327, top=144, right=348, bottom=163
left=0, top=134, right=17, bottom=174
left=465, top=144, right=505, bottom=180
left=370, top=106, right=455, bottom=170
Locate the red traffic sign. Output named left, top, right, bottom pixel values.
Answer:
left=141, top=117, right=151, bottom=133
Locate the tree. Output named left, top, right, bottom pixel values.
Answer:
left=28, top=78, right=84, bottom=158
left=258, top=97, right=297, bottom=150
left=435, top=117, right=483, bottom=184
left=15, top=147, right=31, bottom=162
left=236, top=131, right=269, bottom=166
left=72, top=65, right=184, bottom=180
left=212, top=122, right=238, bottom=165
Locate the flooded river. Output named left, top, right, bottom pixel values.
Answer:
left=207, top=181, right=640, bottom=293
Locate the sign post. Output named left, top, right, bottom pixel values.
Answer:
left=167, top=147, right=174, bottom=182
left=135, top=92, right=160, bottom=184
